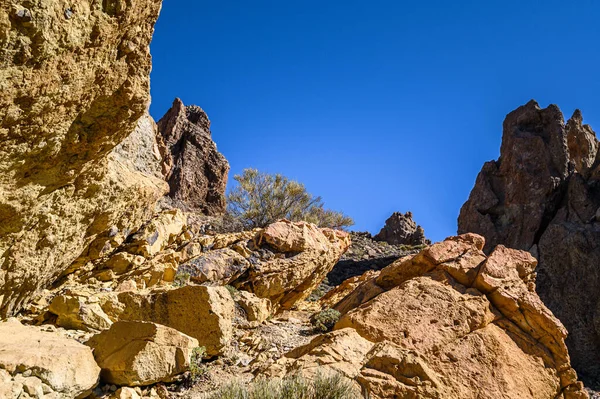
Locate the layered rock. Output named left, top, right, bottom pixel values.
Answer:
left=157, top=98, right=229, bottom=215
left=232, top=220, right=351, bottom=310
left=49, top=285, right=235, bottom=357
left=267, top=235, right=587, bottom=398
left=458, top=100, right=600, bottom=384
left=0, top=0, right=166, bottom=317
left=0, top=318, right=100, bottom=398
left=374, top=212, right=429, bottom=246
left=86, top=321, right=198, bottom=386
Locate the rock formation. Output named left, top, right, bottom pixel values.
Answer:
left=0, top=318, right=100, bottom=398
left=374, top=212, right=429, bottom=246
left=157, top=98, right=230, bottom=215
left=269, top=234, right=588, bottom=398
left=0, top=0, right=166, bottom=317
left=327, top=231, right=419, bottom=286
left=458, top=100, right=600, bottom=384
left=86, top=321, right=199, bottom=386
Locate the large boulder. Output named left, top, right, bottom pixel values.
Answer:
left=0, top=319, right=100, bottom=398
left=0, top=0, right=166, bottom=317
left=458, top=100, right=600, bottom=384
left=374, top=212, right=429, bottom=246
left=233, top=220, right=351, bottom=310
left=157, top=98, right=230, bottom=215
left=86, top=321, right=198, bottom=386
left=106, top=285, right=234, bottom=356
left=279, top=235, right=587, bottom=398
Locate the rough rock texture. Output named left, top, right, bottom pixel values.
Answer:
left=157, top=98, right=229, bottom=215
left=327, top=231, right=418, bottom=286
left=233, top=220, right=351, bottom=310
left=49, top=285, right=235, bottom=357
left=0, top=318, right=100, bottom=398
left=374, top=212, right=430, bottom=246
left=458, top=100, right=600, bottom=385
left=86, top=321, right=198, bottom=386
left=273, top=235, right=586, bottom=398
left=0, top=0, right=166, bottom=317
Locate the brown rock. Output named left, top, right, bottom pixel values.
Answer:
left=86, top=321, right=198, bottom=386
left=107, top=285, right=234, bottom=356
left=264, top=328, right=374, bottom=383
left=458, top=100, right=600, bottom=383
left=284, top=234, right=588, bottom=398
left=235, top=291, right=272, bottom=323
left=157, top=98, right=229, bottom=215
left=0, top=318, right=100, bottom=397
left=374, top=212, right=429, bottom=246
left=0, top=1, right=166, bottom=317
left=233, top=220, right=351, bottom=310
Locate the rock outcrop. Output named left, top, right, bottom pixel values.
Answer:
left=0, top=318, right=100, bottom=398
left=458, top=100, right=600, bottom=384
left=87, top=321, right=198, bottom=386
left=374, top=212, right=429, bottom=246
left=269, top=234, right=587, bottom=398
left=157, top=98, right=230, bottom=215
left=0, top=0, right=166, bottom=317
left=232, top=220, right=351, bottom=310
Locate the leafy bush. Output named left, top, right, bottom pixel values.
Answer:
left=189, top=346, right=208, bottom=382
left=227, top=168, right=354, bottom=230
left=203, top=373, right=358, bottom=399
left=311, top=308, right=341, bottom=333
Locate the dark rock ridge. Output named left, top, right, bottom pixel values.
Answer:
left=327, top=232, right=418, bottom=286
left=458, top=99, right=600, bottom=386
left=157, top=98, right=230, bottom=215
left=373, top=211, right=429, bottom=246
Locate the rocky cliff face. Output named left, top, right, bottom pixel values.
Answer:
left=268, top=234, right=588, bottom=398
left=157, top=98, right=230, bottom=215
left=458, top=100, right=600, bottom=385
left=374, top=211, right=429, bottom=246
left=0, top=0, right=165, bottom=316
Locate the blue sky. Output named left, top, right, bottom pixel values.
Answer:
left=149, top=1, right=600, bottom=242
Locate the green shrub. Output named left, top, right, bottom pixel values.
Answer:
left=227, top=168, right=353, bottom=230
left=203, top=373, right=358, bottom=399
left=173, top=272, right=191, bottom=287
left=225, top=284, right=239, bottom=298
left=189, top=346, right=208, bottom=382
left=311, top=309, right=341, bottom=333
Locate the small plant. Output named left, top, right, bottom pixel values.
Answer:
left=203, top=373, right=358, bottom=399
left=311, top=308, right=341, bottom=333
left=225, top=284, right=239, bottom=298
left=189, top=346, right=208, bottom=382
left=173, top=272, right=191, bottom=287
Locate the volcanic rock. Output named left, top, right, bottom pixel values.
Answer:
left=86, top=321, right=198, bottom=386
left=374, top=212, right=429, bottom=246
left=0, top=318, right=100, bottom=398
left=0, top=0, right=165, bottom=317
left=232, top=220, right=351, bottom=310
left=273, top=234, right=587, bottom=398
left=157, top=98, right=230, bottom=215
left=458, top=100, right=600, bottom=384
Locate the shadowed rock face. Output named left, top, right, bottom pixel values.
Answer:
left=0, top=0, right=165, bottom=317
left=458, top=100, right=600, bottom=386
left=157, top=98, right=230, bottom=215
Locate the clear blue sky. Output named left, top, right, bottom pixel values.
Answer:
left=149, top=1, right=600, bottom=242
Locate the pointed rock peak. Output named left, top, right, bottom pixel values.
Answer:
left=569, top=109, right=584, bottom=125
left=374, top=211, right=429, bottom=246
